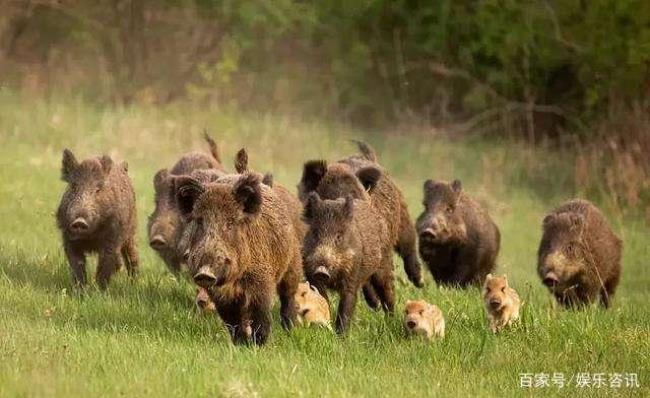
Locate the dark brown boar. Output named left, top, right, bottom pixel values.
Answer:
left=148, top=133, right=224, bottom=273
left=174, top=173, right=303, bottom=345
left=537, top=199, right=622, bottom=308
left=302, top=192, right=395, bottom=334
left=298, top=141, right=424, bottom=290
left=56, top=150, right=138, bottom=289
left=416, top=179, right=500, bottom=287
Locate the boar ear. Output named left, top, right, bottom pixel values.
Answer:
left=303, top=192, right=322, bottom=221
left=61, top=149, right=78, bottom=182
left=569, top=214, right=585, bottom=232
left=356, top=166, right=381, bottom=192
left=351, top=139, right=378, bottom=162
left=120, top=161, right=129, bottom=173
left=262, top=173, right=274, bottom=187
left=451, top=179, right=462, bottom=194
left=343, top=195, right=355, bottom=219
left=542, top=214, right=556, bottom=229
left=486, top=273, right=493, bottom=281
left=234, top=148, right=248, bottom=174
left=153, top=169, right=169, bottom=191
left=174, top=176, right=205, bottom=216
left=233, top=173, right=263, bottom=215
left=99, top=155, right=113, bottom=176
left=301, top=160, right=328, bottom=193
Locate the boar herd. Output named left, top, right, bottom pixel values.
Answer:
left=56, top=136, right=623, bottom=345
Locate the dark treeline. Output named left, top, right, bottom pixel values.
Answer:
left=2, top=1, right=648, bottom=135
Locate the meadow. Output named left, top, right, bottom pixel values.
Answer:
left=0, top=91, right=648, bottom=397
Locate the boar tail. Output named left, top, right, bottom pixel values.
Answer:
left=203, top=131, right=221, bottom=163
left=351, top=140, right=377, bottom=162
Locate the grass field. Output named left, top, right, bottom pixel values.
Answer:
left=0, top=92, right=648, bottom=397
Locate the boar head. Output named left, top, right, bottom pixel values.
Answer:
left=59, top=149, right=114, bottom=238
left=416, top=179, right=468, bottom=246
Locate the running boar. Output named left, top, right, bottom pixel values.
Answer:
left=483, top=274, right=521, bottom=333
left=148, top=133, right=224, bottom=273
left=302, top=192, right=395, bottom=334
left=416, top=179, right=500, bottom=287
left=56, top=150, right=138, bottom=289
left=403, top=300, right=445, bottom=340
left=298, top=141, right=424, bottom=288
left=294, top=282, right=331, bottom=329
left=175, top=173, right=302, bottom=345
left=537, top=199, right=622, bottom=308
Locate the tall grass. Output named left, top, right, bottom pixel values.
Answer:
left=0, top=91, right=648, bottom=397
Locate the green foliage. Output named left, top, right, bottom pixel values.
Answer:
left=1, top=1, right=648, bottom=133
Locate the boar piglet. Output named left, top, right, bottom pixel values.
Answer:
left=483, top=274, right=520, bottom=333
left=302, top=193, right=395, bottom=334
left=175, top=173, right=302, bottom=345
left=416, top=179, right=500, bottom=287
left=56, top=149, right=138, bottom=289
left=298, top=140, right=424, bottom=288
left=148, top=133, right=224, bottom=274
left=538, top=199, right=622, bottom=308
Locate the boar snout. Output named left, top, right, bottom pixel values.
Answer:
left=182, top=249, right=190, bottom=262
left=489, top=299, right=502, bottom=309
left=149, top=235, right=167, bottom=250
left=406, top=320, right=417, bottom=329
left=194, top=265, right=219, bottom=288
left=542, top=272, right=559, bottom=287
left=312, top=265, right=331, bottom=284
left=70, top=217, right=89, bottom=232
left=419, top=227, right=437, bottom=240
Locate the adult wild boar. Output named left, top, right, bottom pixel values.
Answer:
left=298, top=141, right=423, bottom=290
left=302, top=192, right=395, bottom=334
left=148, top=133, right=224, bottom=273
left=175, top=173, right=302, bottom=345
left=416, top=179, right=500, bottom=287
left=56, top=150, right=138, bottom=289
left=538, top=199, right=622, bottom=308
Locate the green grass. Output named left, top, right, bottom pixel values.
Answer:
left=0, top=91, right=648, bottom=397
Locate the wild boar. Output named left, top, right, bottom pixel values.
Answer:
left=175, top=173, right=303, bottom=345
left=403, top=299, right=445, bottom=340
left=56, top=150, right=138, bottom=289
left=294, top=282, right=331, bottom=329
left=298, top=141, right=424, bottom=288
left=148, top=133, right=224, bottom=273
left=483, top=274, right=521, bottom=333
left=537, top=199, right=622, bottom=308
left=302, top=192, right=395, bottom=334
left=416, top=179, right=500, bottom=287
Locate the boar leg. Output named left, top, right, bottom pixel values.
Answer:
left=121, top=238, right=139, bottom=278
left=335, top=285, right=359, bottom=334
left=96, top=248, right=123, bottom=290
left=249, top=298, right=272, bottom=345
left=396, top=204, right=424, bottom=288
left=371, top=270, right=395, bottom=313
left=600, top=273, right=620, bottom=309
left=217, top=301, right=250, bottom=345
left=362, top=283, right=380, bottom=310
left=277, top=267, right=300, bottom=330
left=64, top=243, right=87, bottom=288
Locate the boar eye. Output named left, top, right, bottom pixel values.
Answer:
left=501, top=287, right=506, bottom=293
left=419, top=310, right=424, bottom=316
left=301, top=291, right=307, bottom=297
left=446, top=206, right=454, bottom=214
